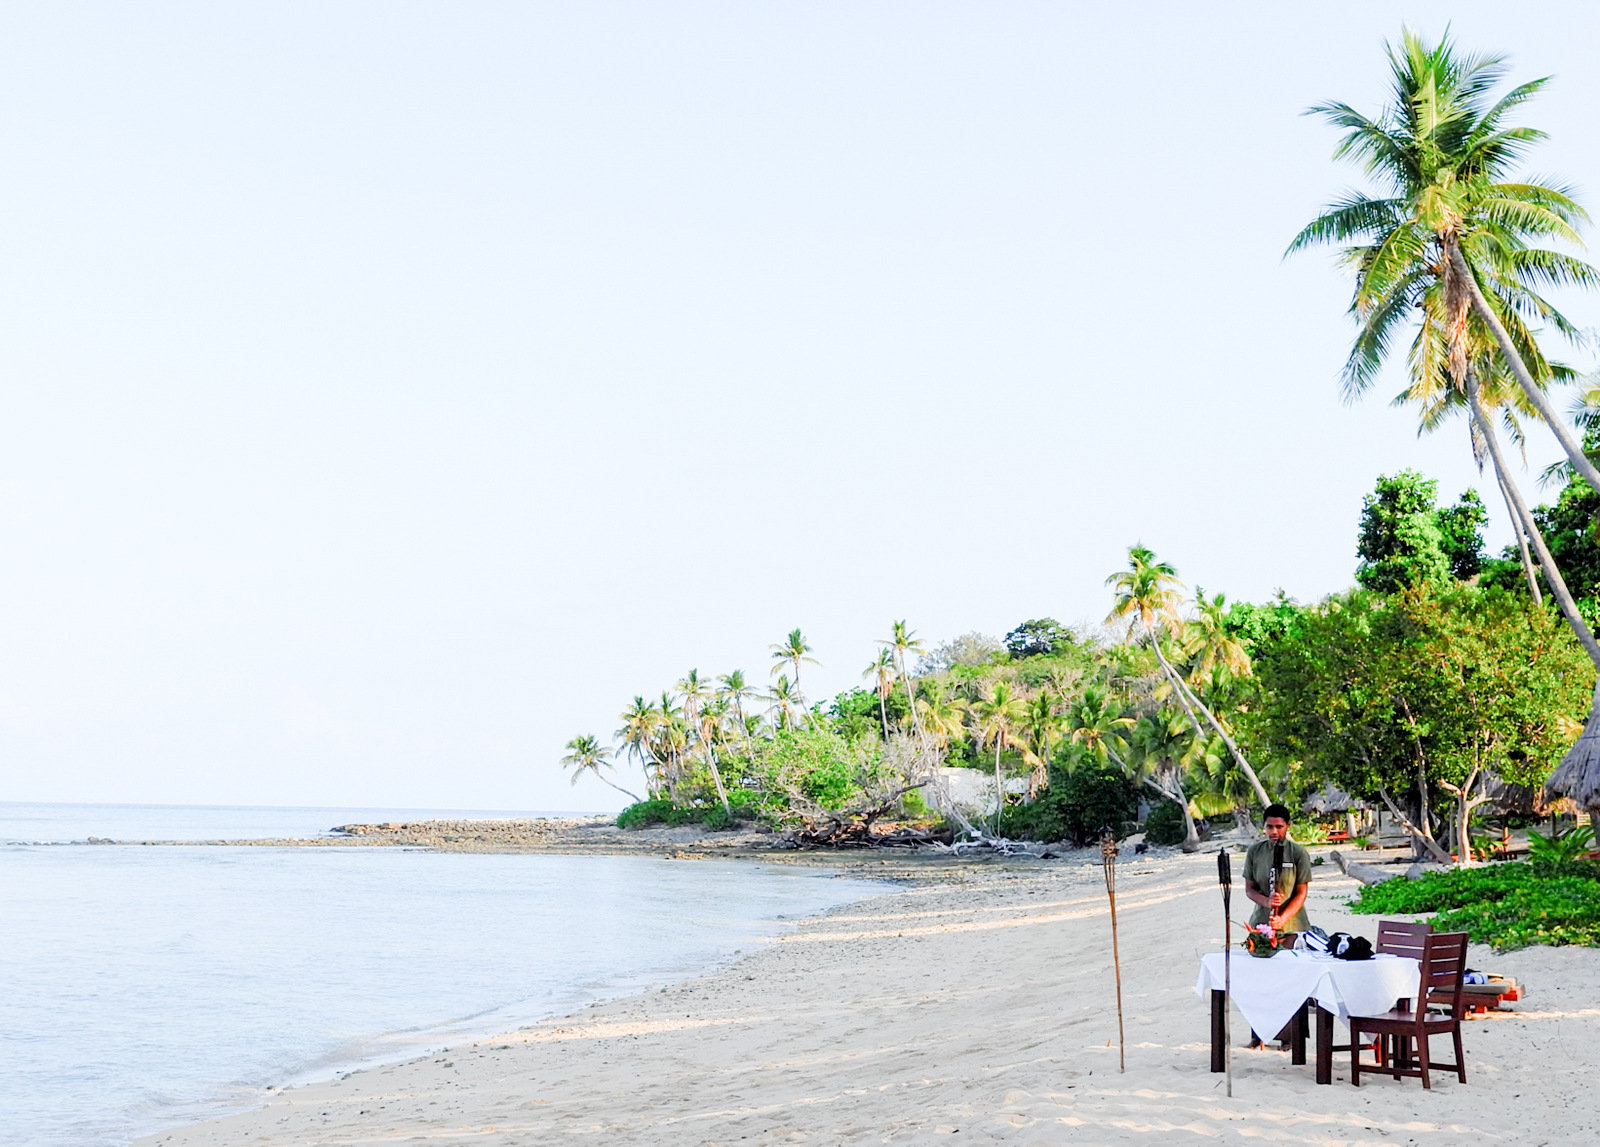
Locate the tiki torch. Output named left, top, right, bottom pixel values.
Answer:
left=1217, top=847, right=1232, bottom=1097
left=1100, top=827, right=1125, bottom=1074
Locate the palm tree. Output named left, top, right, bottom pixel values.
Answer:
left=972, top=681, right=1027, bottom=831
left=861, top=649, right=897, bottom=740
left=914, top=676, right=969, bottom=751
left=1065, top=685, right=1136, bottom=771
left=561, top=735, right=643, bottom=804
left=1106, top=546, right=1273, bottom=809
left=881, top=621, right=928, bottom=746
left=1018, top=692, right=1062, bottom=799
left=615, top=696, right=665, bottom=796
left=769, top=629, right=820, bottom=689
left=1289, top=28, right=1600, bottom=815
left=766, top=674, right=804, bottom=730
left=717, top=669, right=759, bottom=756
left=1287, top=27, right=1600, bottom=495
left=1130, top=714, right=1206, bottom=853
left=677, top=669, right=731, bottom=814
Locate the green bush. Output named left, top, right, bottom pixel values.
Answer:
left=994, top=763, right=1139, bottom=845
left=1350, top=863, right=1600, bottom=949
left=615, top=799, right=752, bottom=831
left=1529, top=825, right=1597, bottom=876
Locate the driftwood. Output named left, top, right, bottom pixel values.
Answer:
left=779, top=780, right=940, bottom=849
left=1330, top=850, right=1403, bottom=886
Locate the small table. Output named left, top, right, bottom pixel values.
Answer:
left=1195, top=950, right=1420, bottom=1084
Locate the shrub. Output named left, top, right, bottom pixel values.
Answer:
left=1529, top=825, right=1597, bottom=876
left=615, top=799, right=752, bottom=831
left=994, top=763, right=1139, bottom=845
left=1350, top=863, right=1600, bottom=949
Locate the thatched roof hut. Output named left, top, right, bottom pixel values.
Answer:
left=1546, top=718, right=1600, bottom=813
left=1301, top=783, right=1372, bottom=816
left=1479, top=774, right=1576, bottom=817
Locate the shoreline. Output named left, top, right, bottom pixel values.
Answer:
left=135, top=848, right=1600, bottom=1145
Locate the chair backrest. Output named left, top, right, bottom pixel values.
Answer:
left=1376, top=919, right=1431, bottom=964
left=1419, top=930, right=1470, bottom=1018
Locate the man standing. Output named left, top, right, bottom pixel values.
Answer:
left=1244, top=804, right=1313, bottom=935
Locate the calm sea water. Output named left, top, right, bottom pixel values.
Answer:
left=0, top=803, right=886, bottom=1147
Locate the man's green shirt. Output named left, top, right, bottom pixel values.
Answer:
left=1244, top=838, right=1313, bottom=933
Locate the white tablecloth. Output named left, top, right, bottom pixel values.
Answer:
left=1195, top=950, right=1420, bottom=1039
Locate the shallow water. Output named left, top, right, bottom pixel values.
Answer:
left=0, top=804, right=885, bottom=1147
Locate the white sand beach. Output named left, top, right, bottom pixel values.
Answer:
left=136, top=850, right=1600, bottom=1145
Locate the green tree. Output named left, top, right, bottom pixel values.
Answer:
left=1252, top=583, right=1592, bottom=862
left=1004, top=618, right=1072, bottom=659
left=1437, top=488, right=1489, bottom=580
left=1129, top=713, right=1212, bottom=853
left=1356, top=471, right=1452, bottom=592
left=561, top=735, right=642, bottom=803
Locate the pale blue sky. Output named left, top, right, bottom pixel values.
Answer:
left=1, top=2, right=1593, bottom=810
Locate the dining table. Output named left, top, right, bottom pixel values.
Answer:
left=1195, top=949, right=1421, bottom=1084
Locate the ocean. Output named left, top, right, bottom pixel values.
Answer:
left=0, top=803, right=886, bottom=1147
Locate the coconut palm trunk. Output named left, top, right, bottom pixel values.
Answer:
left=1468, top=371, right=1600, bottom=666
left=1472, top=369, right=1600, bottom=819
left=1450, top=242, right=1600, bottom=498
left=1496, top=469, right=1543, bottom=605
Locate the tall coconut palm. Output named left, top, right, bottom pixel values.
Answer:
left=677, top=669, right=731, bottom=814
left=881, top=621, right=928, bottom=746
left=861, top=649, right=897, bottom=740
left=972, top=681, right=1027, bottom=832
left=766, top=674, right=804, bottom=730
left=1106, top=546, right=1273, bottom=809
left=769, top=629, right=820, bottom=689
left=1018, top=692, right=1063, bottom=799
left=615, top=696, right=665, bottom=796
left=561, top=735, right=643, bottom=804
left=1289, top=28, right=1600, bottom=815
left=1287, top=27, right=1599, bottom=492
left=717, top=669, right=759, bottom=756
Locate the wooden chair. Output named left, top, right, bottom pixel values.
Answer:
left=1332, top=920, right=1431, bottom=1060
left=1350, top=931, right=1469, bottom=1088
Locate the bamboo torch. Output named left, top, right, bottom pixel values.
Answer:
left=1217, top=847, right=1232, bottom=1097
left=1100, top=827, right=1125, bottom=1073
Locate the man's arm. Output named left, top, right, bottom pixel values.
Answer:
left=1272, top=879, right=1309, bottom=930
left=1244, top=878, right=1280, bottom=911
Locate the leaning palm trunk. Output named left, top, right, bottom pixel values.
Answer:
left=1143, top=618, right=1272, bottom=811
left=1450, top=242, right=1600, bottom=498
left=1141, top=775, right=1200, bottom=853
left=1497, top=470, right=1543, bottom=605
left=895, top=652, right=928, bottom=748
left=1469, top=371, right=1600, bottom=821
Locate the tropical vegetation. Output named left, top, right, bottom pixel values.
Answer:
left=552, top=28, right=1600, bottom=890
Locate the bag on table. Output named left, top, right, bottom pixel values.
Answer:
left=1326, top=932, right=1374, bottom=961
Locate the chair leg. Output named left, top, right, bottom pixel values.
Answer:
left=1350, top=1024, right=1361, bottom=1087
left=1417, top=1030, right=1431, bottom=1090
left=1453, top=1024, right=1466, bottom=1084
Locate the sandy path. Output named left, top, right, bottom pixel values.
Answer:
left=136, top=850, right=1600, bottom=1145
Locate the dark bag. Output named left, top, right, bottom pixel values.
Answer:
left=1328, top=932, right=1374, bottom=961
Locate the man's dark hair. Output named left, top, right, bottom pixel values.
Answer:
left=1263, top=803, right=1293, bottom=823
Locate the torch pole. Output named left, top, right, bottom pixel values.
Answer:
left=1101, top=828, right=1124, bottom=1074
left=1217, top=847, right=1232, bottom=1097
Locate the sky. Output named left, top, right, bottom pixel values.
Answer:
left=1, top=2, right=1596, bottom=812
